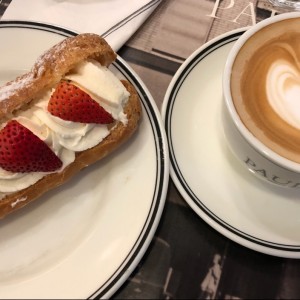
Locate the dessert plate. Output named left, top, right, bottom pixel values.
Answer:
left=162, top=28, right=300, bottom=259
left=0, top=21, right=169, bottom=298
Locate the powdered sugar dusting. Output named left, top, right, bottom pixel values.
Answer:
left=0, top=39, right=68, bottom=105
left=35, top=39, right=69, bottom=70
left=0, top=72, right=35, bottom=102
left=0, top=34, right=106, bottom=111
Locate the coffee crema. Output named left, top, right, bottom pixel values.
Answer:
left=231, top=18, right=300, bottom=164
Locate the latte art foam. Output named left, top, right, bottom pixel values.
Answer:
left=267, top=60, right=300, bottom=130
left=231, top=18, right=300, bottom=164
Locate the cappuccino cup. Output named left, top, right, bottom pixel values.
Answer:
left=223, top=12, right=300, bottom=188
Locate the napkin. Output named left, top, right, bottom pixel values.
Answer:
left=2, top=0, right=162, bottom=51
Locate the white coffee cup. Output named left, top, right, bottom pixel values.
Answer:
left=223, top=12, right=300, bottom=188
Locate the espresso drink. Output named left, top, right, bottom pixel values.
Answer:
left=231, top=18, right=300, bottom=163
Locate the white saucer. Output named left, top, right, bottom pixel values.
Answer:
left=162, top=28, right=300, bottom=259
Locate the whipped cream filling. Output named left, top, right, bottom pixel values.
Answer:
left=0, top=60, right=129, bottom=197
left=266, top=59, right=300, bottom=130
left=65, top=60, right=129, bottom=124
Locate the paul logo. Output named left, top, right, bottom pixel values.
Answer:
left=207, top=0, right=279, bottom=25
left=244, top=157, right=300, bottom=188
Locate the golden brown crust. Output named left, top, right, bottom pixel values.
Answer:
left=0, top=35, right=142, bottom=219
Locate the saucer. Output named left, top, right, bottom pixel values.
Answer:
left=162, top=28, right=300, bottom=259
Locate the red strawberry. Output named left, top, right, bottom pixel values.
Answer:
left=0, top=120, right=62, bottom=173
left=48, top=81, right=114, bottom=124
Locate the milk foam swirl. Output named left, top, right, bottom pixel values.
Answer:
left=267, top=60, right=300, bottom=130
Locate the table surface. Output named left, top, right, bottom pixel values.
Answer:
left=1, top=0, right=300, bottom=299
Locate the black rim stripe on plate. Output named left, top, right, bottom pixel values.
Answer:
left=91, top=59, right=167, bottom=298
left=0, top=20, right=78, bottom=36
left=0, top=21, right=167, bottom=298
left=164, top=30, right=300, bottom=252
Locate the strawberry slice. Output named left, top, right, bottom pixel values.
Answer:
left=48, top=81, right=114, bottom=124
left=0, top=120, right=62, bottom=173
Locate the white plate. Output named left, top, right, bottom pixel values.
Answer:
left=162, top=28, right=300, bottom=259
left=0, top=21, right=169, bottom=298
